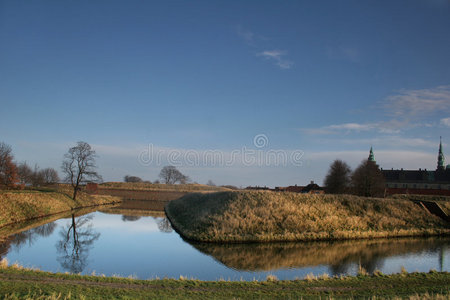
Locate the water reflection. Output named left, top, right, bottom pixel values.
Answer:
left=1, top=208, right=448, bottom=280
left=56, top=214, right=100, bottom=273
left=0, top=222, right=57, bottom=260
left=157, top=218, right=173, bottom=233
left=190, top=237, right=449, bottom=275
left=122, top=215, right=141, bottom=222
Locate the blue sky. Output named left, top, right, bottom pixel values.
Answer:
left=1, top=0, right=450, bottom=187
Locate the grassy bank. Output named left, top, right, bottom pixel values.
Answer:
left=166, top=191, right=450, bottom=243
left=100, top=182, right=232, bottom=192
left=0, top=263, right=449, bottom=299
left=393, top=194, right=450, bottom=215
left=0, top=185, right=120, bottom=230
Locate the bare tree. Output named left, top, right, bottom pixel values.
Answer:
left=206, top=180, right=216, bottom=186
left=31, top=164, right=45, bottom=187
left=41, top=168, right=60, bottom=185
left=61, top=141, right=102, bottom=200
left=324, top=160, right=352, bottom=194
left=124, top=175, right=143, bottom=183
left=17, top=162, right=33, bottom=185
left=159, top=166, right=189, bottom=184
left=351, top=160, right=385, bottom=197
left=0, top=142, right=18, bottom=188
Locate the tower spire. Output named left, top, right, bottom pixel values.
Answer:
left=437, top=137, right=445, bottom=170
left=368, top=146, right=376, bottom=163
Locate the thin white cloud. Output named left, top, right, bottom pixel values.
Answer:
left=236, top=26, right=293, bottom=70
left=302, top=85, right=450, bottom=136
left=336, top=136, right=440, bottom=149
left=384, top=85, right=450, bottom=118
left=300, top=122, right=390, bottom=135
left=257, top=50, right=293, bottom=69
left=327, top=123, right=375, bottom=131
left=440, top=117, right=450, bottom=127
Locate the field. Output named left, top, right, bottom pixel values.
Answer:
left=0, top=263, right=449, bottom=299
left=166, top=191, right=450, bottom=242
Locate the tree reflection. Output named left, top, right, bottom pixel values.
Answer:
left=11, top=222, right=57, bottom=250
left=1, top=222, right=57, bottom=260
left=157, top=218, right=173, bottom=233
left=121, top=215, right=141, bottom=222
left=56, top=214, right=100, bottom=274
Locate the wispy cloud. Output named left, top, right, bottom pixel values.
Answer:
left=302, top=85, right=450, bottom=136
left=300, top=122, right=398, bottom=135
left=384, top=85, right=450, bottom=118
left=237, top=26, right=293, bottom=70
left=257, top=50, right=293, bottom=69
left=327, top=123, right=375, bottom=131
left=335, top=136, right=440, bottom=149
left=440, top=117, right=450, bottom=127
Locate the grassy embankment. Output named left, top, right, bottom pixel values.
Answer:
left=99, top=182, right=232, bottom=193
left=0, top=262, right=449, bottom=299
left=0, top=185, right=120, bottom=232
left=392, top=194, right=450, bottom=215
left=166, top=191, right=450, bottom=243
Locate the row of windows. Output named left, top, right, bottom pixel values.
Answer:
left=386, top=183, right=450, bottom=190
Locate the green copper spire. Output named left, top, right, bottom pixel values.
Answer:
left=437, top=136, right=445, bottom=170
left=368, top=146, right=375, bottom=163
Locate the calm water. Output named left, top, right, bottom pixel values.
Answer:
left=0, top=207, right=449, bottom=281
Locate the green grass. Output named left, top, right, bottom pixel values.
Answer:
left=0, top=264, right=449, bottom=299
left=166, top=191, right=450, bottom=242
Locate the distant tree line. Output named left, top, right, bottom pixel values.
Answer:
left=324, top=159, right=385, bottom=197
left=0, top=141, right=59, bottom=189
left=0, top=140, right=104, bottom=203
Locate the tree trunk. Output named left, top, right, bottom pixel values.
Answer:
left=73, top=186, right=78, bottom=201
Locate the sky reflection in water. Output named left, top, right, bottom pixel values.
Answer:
left=1, top=210, right=449, bottom=281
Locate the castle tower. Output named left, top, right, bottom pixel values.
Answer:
left=437, top=137, right=445, bottom=170
left=368, top=146, right=376, bottom=163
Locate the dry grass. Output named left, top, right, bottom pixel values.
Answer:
left=100, top=182, right=232, bottom=192
left=0, top=186, right=120, bottom=229
left=392, top=194, right=450, bottom=215
left=166, top=191, right=450, bottom=242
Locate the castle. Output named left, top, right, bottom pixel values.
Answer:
left=374, top=138, right=450, bottom=195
